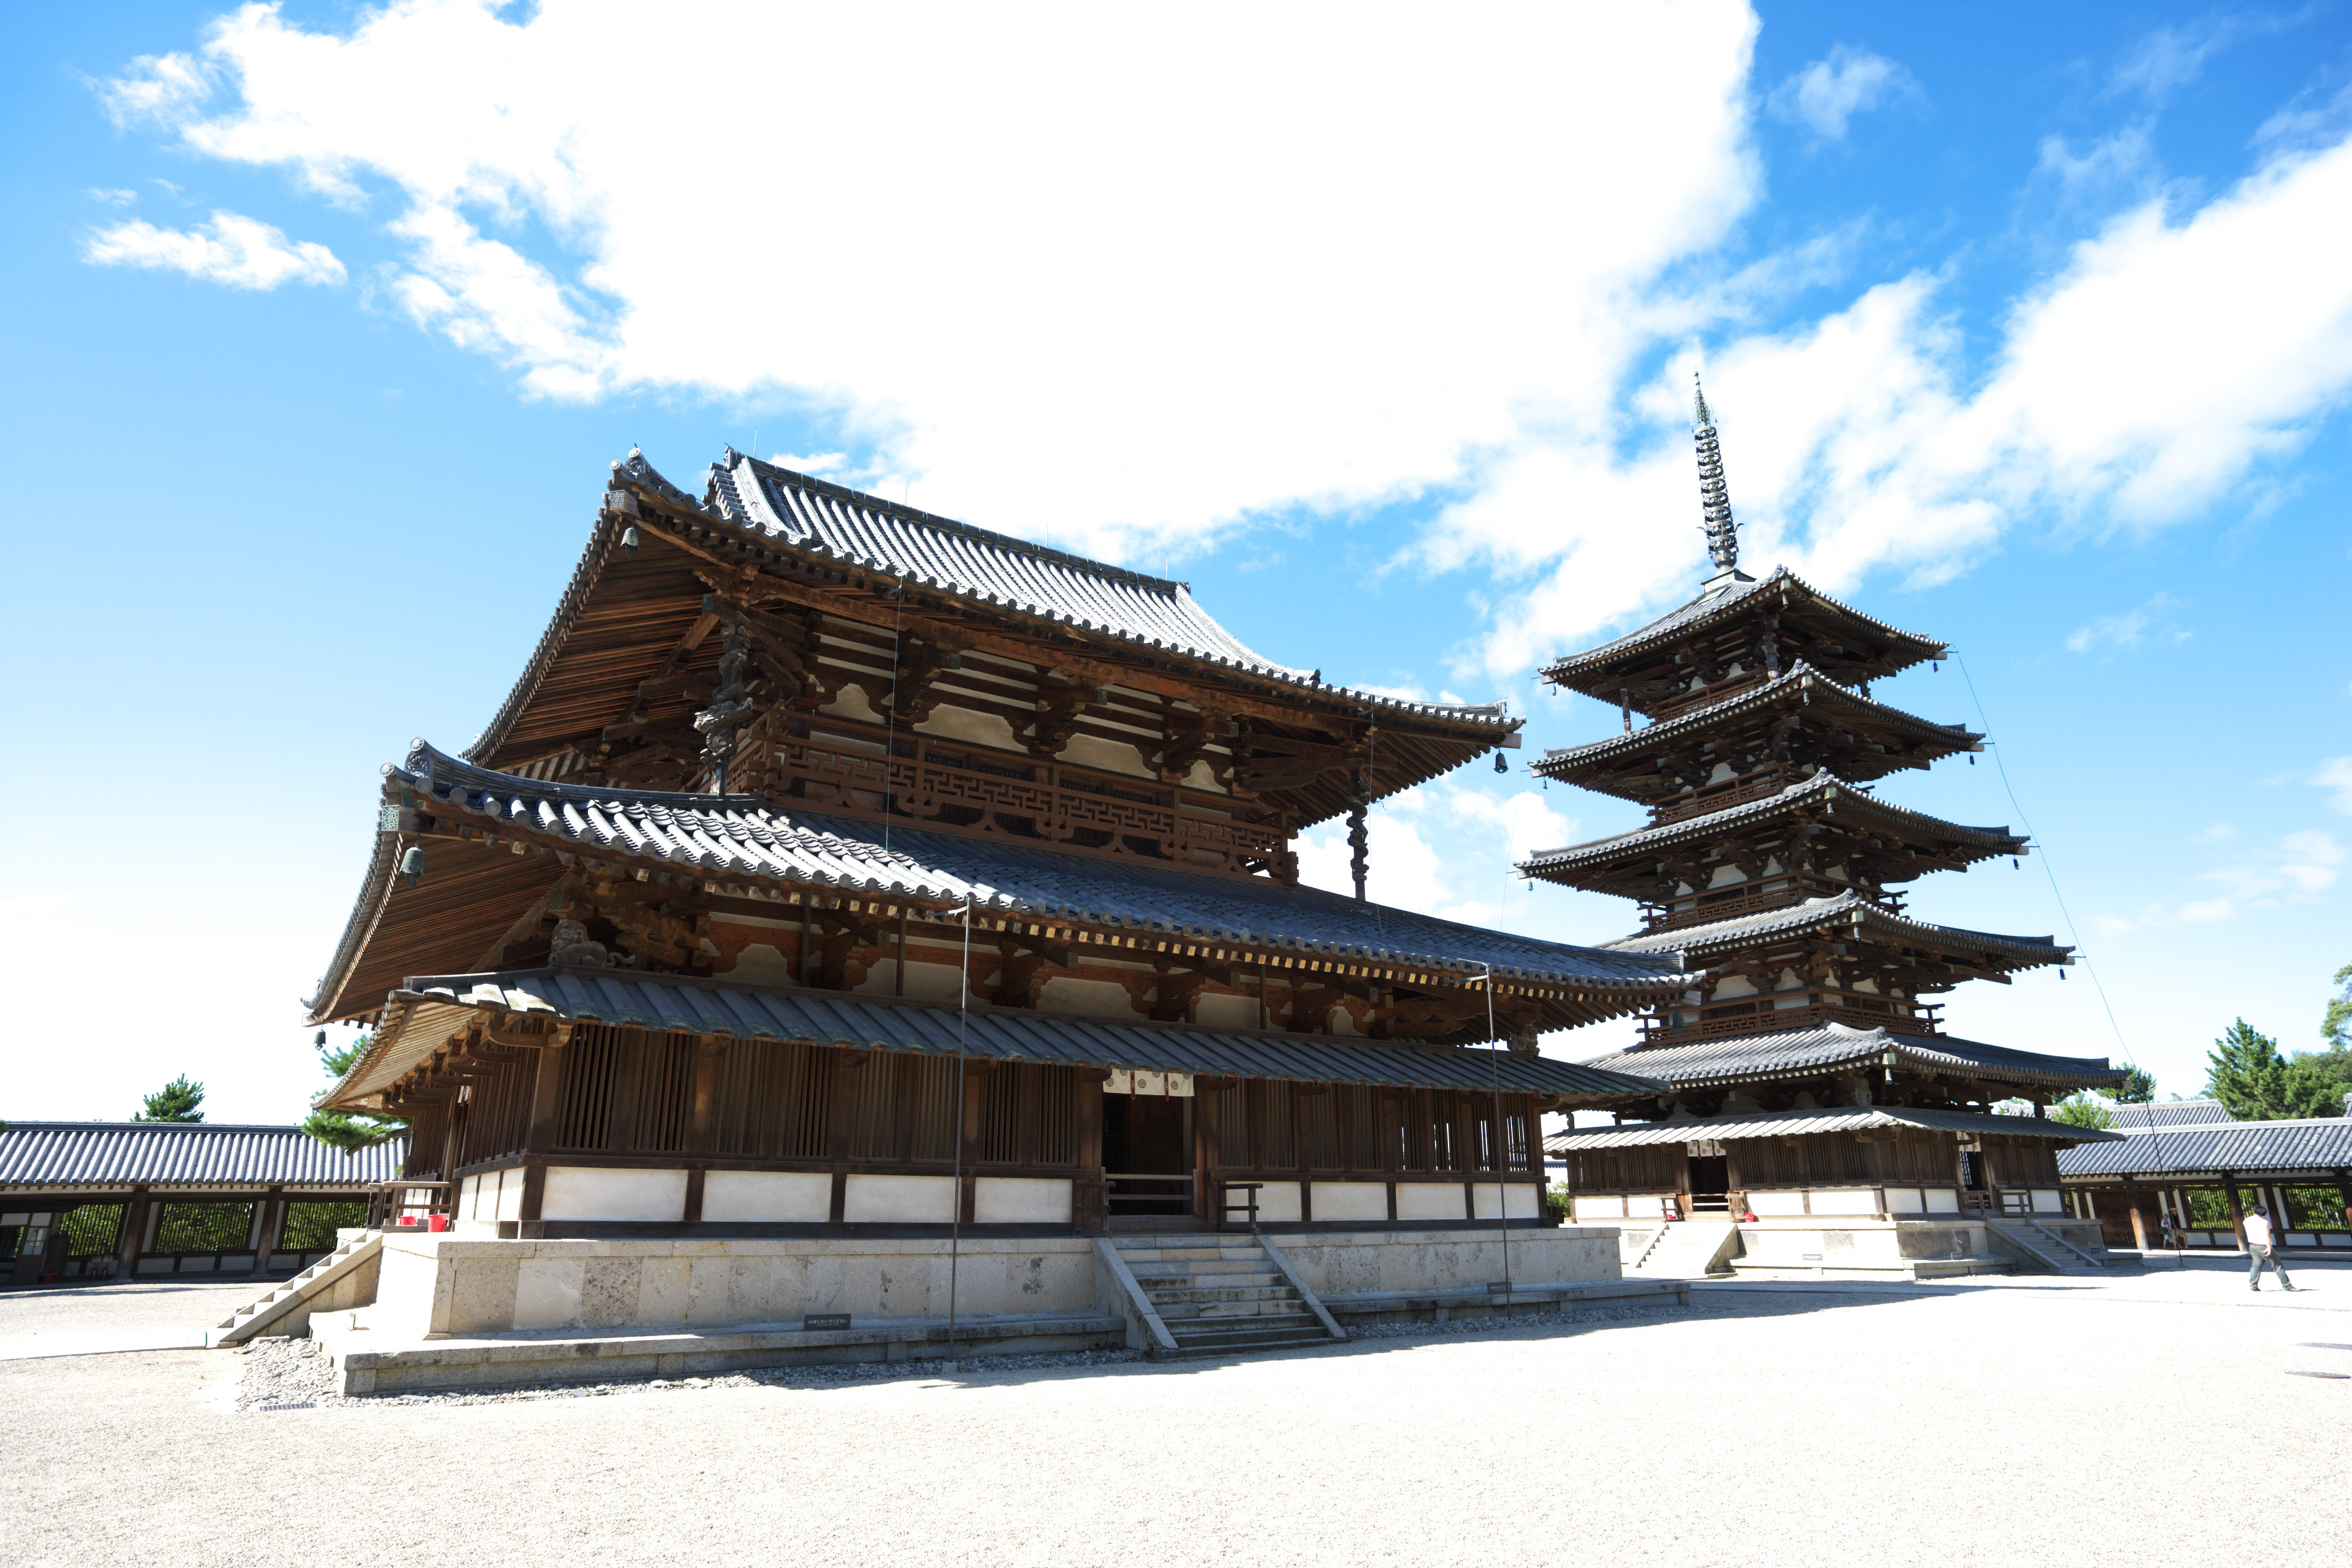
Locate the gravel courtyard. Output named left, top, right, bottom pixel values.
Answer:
left=2, top=1257, right=2345, bottom=1567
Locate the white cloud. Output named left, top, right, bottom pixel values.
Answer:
left=87, top=187, right=138, bottom=206
left=2066, top=593, right=2188, bottom=653
left=1296, top=780, right=1581, bottom=934
left=1767, top=45, right=1920, bottom=139
left=2195, top=828, right=2343, bottom=906
left=95, top=0, right=1762, bottom=563
left=1439, top=127, right=2352, bottom=674
left=2316, top=757, right=2352, bottom=814
left=83, top=210, right=345, bottom=289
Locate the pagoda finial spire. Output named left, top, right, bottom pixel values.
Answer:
left=1693, top=372, right=1739, bottom=576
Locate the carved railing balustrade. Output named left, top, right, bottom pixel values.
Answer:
left=770, top=719, right=1293, bottom=881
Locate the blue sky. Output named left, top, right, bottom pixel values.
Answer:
left=4, top=1, right=2348, bottom=1122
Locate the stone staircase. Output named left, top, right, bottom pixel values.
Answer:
left=1989, top=1217, right=2118, bottom=1275
left=1108, top=1234, right=1345, bottom=1360
left=1631, top=1220, right=1739, bottom=1278
left=207, top=1230, right=384, bottom=1346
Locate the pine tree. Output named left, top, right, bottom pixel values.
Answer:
left=300, top=1031, right=408, bottom=1153
left=2050, top=1093, right=2118, bottom=1130
left=134, top=1075, right=205, bottom=1122
left=2205, top=1018, right=2350, bottom=1120
left=2114, top=1066, right=2156, bottom=1104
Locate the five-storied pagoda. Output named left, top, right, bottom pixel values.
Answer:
left=248, top=446, right=1695, bottom=1388
left=1528, top=385, right=2126, bottom=1278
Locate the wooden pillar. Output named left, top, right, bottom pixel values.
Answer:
left=683, top=1037, right=723, bottom=1225
left=827, top=1049, right=867, bottom=1226
left=2123, top=1176, right=2149, bottom=1251
left=517, top=1026, right=571, bottom=1225
left=959, top=1063, right=984, bottom=1225
left=115, top=1184, right=151, bottom=1278
left=1074, top=1070, right=1106, bottom=1234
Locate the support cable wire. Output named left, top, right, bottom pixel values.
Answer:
left=1479, top=962, right=1512, bottom=1301
left=1951, top=655, right=2138, bottom=1070
left=945, top=892, right=973, bottom=1370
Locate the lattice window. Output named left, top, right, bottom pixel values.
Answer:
left=633, top=1033, right=698, bottom=1154
left=280, top=1201, right=367, bottom=1251
left=556, top=1025, right=623, bottom=1151
left=1346, top=1085, right=1383, bottom=1171
left=55, top=1205, right=123, bottom=1258
left=155, top=1203, right=254, bottom=1253
left=980, top=1067, right=1022, bottom=1163
left=712, top=1040, right=834, bottom=1159
left=909, top=1056, right=961, bottom=1163
left=459, top=1054, right=534, bottom=1167
left=1211, top=1083, right=1250, bottom=1167
left=1258, top=1080, right=1296, bottom=1170
left=1300, top=1089, right=1339, bottom=1171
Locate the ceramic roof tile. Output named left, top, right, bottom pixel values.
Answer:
left=2057, top=1118, right=2352, bottom=1176
left=0, top=1123, right=405, bottom=1189
left=1572, top=1020, right=2123, bottom=1090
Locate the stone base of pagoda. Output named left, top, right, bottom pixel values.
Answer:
left=1723, top=1216, right=2112, bottom=1279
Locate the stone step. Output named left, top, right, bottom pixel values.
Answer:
left=1168, top=1306, right=1318, bottom=1331
left=1160, top=1325, right=1335, bottom=1357
left=1158, top=1301, right=1312, bottom=1322
left=1141, top=1284, right=1297, bottom=1306
left=1127, top=1268, right=1284, bottom=1289
left=1116, top=1249, right=1267, bottom=1266
left=1125, top=1258, right=1275, bottom=1277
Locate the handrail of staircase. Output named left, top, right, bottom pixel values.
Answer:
left=1254, top=1234, right=1347, bottom=1342
left=1092, top=1238, right=1180, bottom=1356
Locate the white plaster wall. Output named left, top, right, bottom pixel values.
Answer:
left=496, top=1168, right=524, bottom=1223
left=821, top=685, right=883, bottom=722
left=916, top=703, right=1020, bottom=751
left=844, top=1174, right=957, bottom=1223
left=1749, top=1191, right=1806, bottom=1216
left=723, top=942, right=798, bottom=987
left=853, top=956, right=969, bottom=1003
left=1471, top=1183, right=1540, bottom=1220
left=542, top=1167, right=689, bottom=1223
left=1061, top=732, right=1150, bottom=778
left=2031, top=1189, right=2063, bottom=1213
left=973, top=1177, right=1073, bottom=1224
left=1810, top=1189, right=1878, bottom=1216
left=1037, top=976, right=1139, bottom=1019
left=1924, top=1188, right=1960, bottom=1214
left=1885, top=1187, right=1927, bottom=1215
left=1311, top=1182, right=1390, bottom=1222
left=1183, top=759, right=1225, bottom=793
left=1192, top=992, right=1260, bottom=1030
left=702, top=1171, right=832, bottom=1223
left=1245, top=1182, right=1303, bottom=1223
left=1573, top=1194, right=1625, bottom=1220
left=1396, top=1184, right=1467, bottom=1222
left=1713, top=975, right=1758, bottom=999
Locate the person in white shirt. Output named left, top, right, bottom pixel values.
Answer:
left=2243, top=1205, right=2297, bottom=1292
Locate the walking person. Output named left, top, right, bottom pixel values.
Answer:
left=2158, top=1210, right=2181, bottom=1265
left=2244, top=1205, right=2297, bottom=1292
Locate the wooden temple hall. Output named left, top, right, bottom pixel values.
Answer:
left=1528, top=385, right=2127, bottom=1279
left=306, top=448, right=1690, bottom=1252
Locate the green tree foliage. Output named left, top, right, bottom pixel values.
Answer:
left=2114, top=1066, right=2156, bottom=1104
left=2323, top=961, right=2351, bottom=1051
left=299, top=1032, right=408, bottom=1154
left=133, top=1075, right=204, bottom=1122
left=2205, top=1018, right=2352, bottom=1121
left=2050, top=1094, right=2118, bottom=1130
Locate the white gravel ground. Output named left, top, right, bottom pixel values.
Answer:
left=3, top=1259, right=2347, bottom=1567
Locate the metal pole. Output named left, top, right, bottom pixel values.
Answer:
left=1481, top=963, right=1512, bottom=1306
left=945, top=893, right=973, bottom=1371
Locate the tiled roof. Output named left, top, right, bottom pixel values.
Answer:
left=701, top=450, right=1514, bottom=729
left=2110, top=1099, right=2231, bottom=1130
left=2057, top=1117, right=2352, bottom=1177
left=1542, top=566, right=1944, bottom=688
left=1573, top=1021, right=2123, bottom=1091
left=0, top=1123, right=404, bottom=1190
left=1535, top=662, right=1980, bottom=778
left=1547, top=1102, right=2121, bottom=1152
left=1599, top=889, right=2071, bottom=970
left=388, top=742, right=1685, bottom=992
left=330, top=970, right=1667, bottom=1111
left=1518, top=773, right=2025, bottom=876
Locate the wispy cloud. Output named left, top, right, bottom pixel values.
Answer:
left=2066, top=593, right=2189, bottom=654
left=86, top=187, right=138, bottom=206
left=83, top=210, right=345, bottom=290
left=1767, top=45, right=1921, bottom=139
left=2316, top=756, right=2352, bottom=814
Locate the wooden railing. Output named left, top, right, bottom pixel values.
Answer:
left=1639, top=998, right=1936, bottom=1045
left=365, top=1181, right=456, bottom=1230
left=772, top=720, right=1292, bottom=880
left=1648, top=766, right=1801, bottom=827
